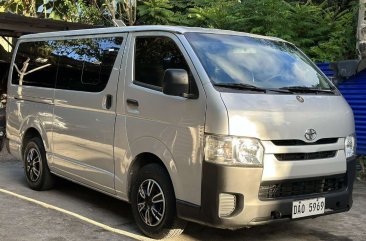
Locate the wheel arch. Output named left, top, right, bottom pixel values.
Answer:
left=21, top=126, right=46, bottom=157
left=126, top=137, right=181, bottom=203
left=128, top=152, right=172, bottom=200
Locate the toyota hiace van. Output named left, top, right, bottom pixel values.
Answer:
left=6, top=26, right=356, bottom=239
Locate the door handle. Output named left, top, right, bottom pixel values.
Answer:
left=103, top=94, right=112, bottom=109
left=126, top=98, right=139, bottom=107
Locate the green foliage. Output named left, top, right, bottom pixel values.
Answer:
left=0, top=0, right=40, bottom=16
left=137, top=0, right=174, bottom=24
left=0, top=0, right=358, bottom=61
left=183, top=0, right=357, bottom=62
left=49, top=0, right=104, bottom=25
left=307, top=3, right=358, bottom=61
left=0, top=0, right=107, bottom=25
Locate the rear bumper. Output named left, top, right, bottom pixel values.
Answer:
left=177, top=157, right=356, bottom=229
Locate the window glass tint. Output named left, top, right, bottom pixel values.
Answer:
left=56, top=37, right=123, bottom=92
left=12, top=41, right=58, bottom=88
left=134, top=36, right=190, bottom=89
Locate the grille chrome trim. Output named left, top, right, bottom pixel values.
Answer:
left=261, top=138, right=344, bottom=154
left=274, top=151, right=337, bottom=161
left=272, top=138, right=338, bottom=146
left=259, top=174, right=347, bottom=200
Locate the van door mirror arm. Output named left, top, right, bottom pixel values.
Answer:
left=182, top=93, right=198, bottom=99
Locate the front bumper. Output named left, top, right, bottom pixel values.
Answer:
left=177, top=157, right=356, bottom=229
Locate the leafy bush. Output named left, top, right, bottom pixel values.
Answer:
left=136, top=0, right=357, bottom=62
left=184, top=0, right=357, bottom=62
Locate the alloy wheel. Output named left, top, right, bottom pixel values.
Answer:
left=26, top=147, right=41, bottom=182
left=137, top=179, right=166, bottom=227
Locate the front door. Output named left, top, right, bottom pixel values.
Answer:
left=123, top=32, right=206, bottom=205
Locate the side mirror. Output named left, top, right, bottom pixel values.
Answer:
left=163, top=69, right=196, bottom=98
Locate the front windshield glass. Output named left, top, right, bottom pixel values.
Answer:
left=185, top=33, right=333, bottom=90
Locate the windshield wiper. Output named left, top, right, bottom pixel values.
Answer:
left=214, top=83, right=267, bottom=92
left=279, top=86, right=335, bottom=94
left=214, top=83, right=294, bottom=94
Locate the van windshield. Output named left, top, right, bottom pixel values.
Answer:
left=185, top=33, right=334, bottom=92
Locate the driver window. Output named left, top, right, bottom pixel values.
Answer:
left=134, top=36, right=191, bottom=90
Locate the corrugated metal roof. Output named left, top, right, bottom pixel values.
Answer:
left=318, top=62, right=366, bottom=155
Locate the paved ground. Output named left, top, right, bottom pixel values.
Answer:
left=0, top=150, right=365, bottom=241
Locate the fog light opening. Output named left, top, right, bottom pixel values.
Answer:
left=218, top=193, right=237, bottom=217
left=271, top=211, right=282, bottom=219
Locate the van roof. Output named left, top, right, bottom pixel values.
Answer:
left=19, top=25, right=285, bottom=42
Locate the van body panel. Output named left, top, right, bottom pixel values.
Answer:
left=113, top=114, right=129, bottom=199
left=6, top=88, right=54, bottom=158
left=220, top=93, right=354, bottom=140
left=124, top=94, right=205, bottom=205
left=6, top=99, right=54, bottom=154
left=218, top=93, right=353, bottom=181
left=121, top=32, right=206, bottom=205
left=8, top=139, right=22, bottom=160
left=111, top=32, right=130, bottom=199
left=51, top=98, right=117, bottom=193
left=202, top=84, right=230, bottom=135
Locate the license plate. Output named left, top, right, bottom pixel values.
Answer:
left=292, top=197, right=325, bottom=219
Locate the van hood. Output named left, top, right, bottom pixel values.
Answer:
left=220, top=93, right=354, bottom=141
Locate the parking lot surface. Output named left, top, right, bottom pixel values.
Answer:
left=0, top=150, right=365, bottom=241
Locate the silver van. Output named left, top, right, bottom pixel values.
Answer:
left=6, top=26, right=356, bottom=239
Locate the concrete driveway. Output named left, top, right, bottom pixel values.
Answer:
left=0, top=150, right=365, bottom=241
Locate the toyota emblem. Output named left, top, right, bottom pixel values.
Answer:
left=305, top=129, right=317, bottom=141
left=296, top=96, right=304, bottom=103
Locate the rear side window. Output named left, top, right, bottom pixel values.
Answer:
left=12, top=41, right=58, bottom=88
left=56, top=37, right=123, bottom=92
left=134, top=36, right=190, bottom=90
left=12, top=36, right=123, bottom=92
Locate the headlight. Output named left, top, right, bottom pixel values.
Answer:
left=204, top=134, right=264, bottom=166
left=345, top=134, right=356, bottom=159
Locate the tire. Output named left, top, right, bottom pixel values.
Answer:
left=131, top=163, right=187, bottom=239
left=23, top=137, right=55, bottom=190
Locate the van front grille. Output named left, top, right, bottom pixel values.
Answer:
left=259, top=174, right=347, bottom=200
left=271, top=138, right=338, bottom=146
left=274, top=151, right=337, bottom=161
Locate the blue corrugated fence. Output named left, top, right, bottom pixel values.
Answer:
left=317, top=62, right=366, bottom=155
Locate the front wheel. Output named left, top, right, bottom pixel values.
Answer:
left=131, top=164, right=186, bottom=239
left=23, top=137, right=55, bottom=190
